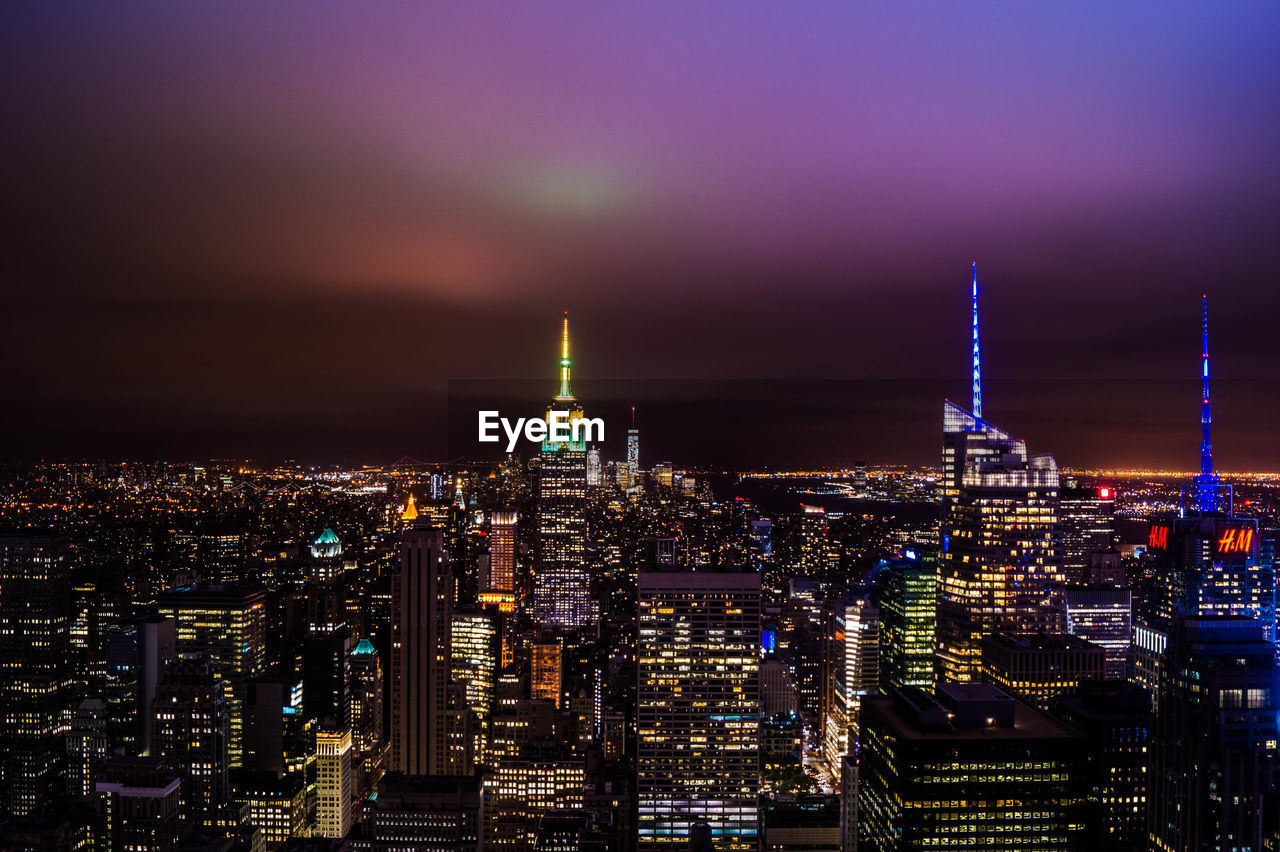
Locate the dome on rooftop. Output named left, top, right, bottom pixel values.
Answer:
left=310, top=527, right=342, bottom=559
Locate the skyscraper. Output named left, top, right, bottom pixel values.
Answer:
left=1051, top=680, right=1153, bottom=852
left=857, top=684, right=1088, bottom=851
left=627, top=405, right=640, bottom=488
left=532, top=313, right=594, bottom=628
left=531, top=637, right=563, bottom=709
left=1060, top=480, right=1116, bottom=585
left=135, top=615, right=177, bottom=757
left=66, top=698, right=108, bottom=799
left=391, top=523, right=472, bottom=775
left=878, top=550, right=937, bottom=690
left=352, top=773, right=484, bottom=852
left=1134, top=298, right=1278, bottom=707
left=937, top=406, right=1063, bottom=681
left=638, top=568, right=761, bottom=849
left=156, top=583, right=267, bottom=768
left=304, top=630, right=352, bottom=729
left=829, top=598, right=879, bottom=781
left=482, top=510, right=518, bottom=614
left=980, top=632, right=1107, bottom=711
left=937, top=266, right=1063, bottom=682
left=315, top=727, right=354, bottom=838
left=0, top=533, right=72, bottom=816
left=450, top=610, right=497, bottom=761
left=1149, top=616, right=1280, bottom=850
left=152, top=655, right=231, bottom=826
left=1064, top=587, right=1132, bottom=679
left=349, top=637, right=384, bottom=757
left=95, top=756, right=182, bottom=852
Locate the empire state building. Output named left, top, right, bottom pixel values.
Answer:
left=531, top=313, right=595, bottom=627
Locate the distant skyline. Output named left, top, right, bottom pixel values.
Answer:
left=2, top=4, right=1279, bottom=468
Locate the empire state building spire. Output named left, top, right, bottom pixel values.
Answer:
left=555, top=311, right=575, bottom=402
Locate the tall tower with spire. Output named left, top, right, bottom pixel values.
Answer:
left=1132, top=296, right=1276, bottom=708
left=971, top=261, right=983, bottom=420
left=627, top=405, right=640, bottom=491
left=531, top=313, right=594, bottom=628
left=937, top=263, right=1064, bottom=682
left=1194, top=294, right=1220, bottom=513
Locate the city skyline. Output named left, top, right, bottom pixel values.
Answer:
left=2, top=8, right=1280, bottom=848
left=3, top=4, right=1280, bottom=467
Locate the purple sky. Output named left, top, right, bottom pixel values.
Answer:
left=3, top=3, right=1280, bottom=467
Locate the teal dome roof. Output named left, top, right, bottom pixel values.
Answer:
left=310, top=527, right=343, bottom=559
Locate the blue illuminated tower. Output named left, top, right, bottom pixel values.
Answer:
left=1132, top=297, right=1277, bottom=707
left=1194, top=294, right=1219, bottom=513
left=971, top=261, right=982, bottom=420
left=938, top=265, right=1064, bottom=682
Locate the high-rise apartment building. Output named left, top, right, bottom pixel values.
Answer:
left=233, top=770, right=308, bottom=849
left=532, top=314, right=594, bottom=627
left=822, top=598, right=878, bottom=780
left=0, top=533, right=72, bottom=816
left=135, top=615, right=178, bottom=757
left=638, top=568, right=761, bottom=849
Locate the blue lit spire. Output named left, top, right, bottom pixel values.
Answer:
left=1195, top=294, right=1219, bottom=512
left=971, top=261, right=982, bottom=420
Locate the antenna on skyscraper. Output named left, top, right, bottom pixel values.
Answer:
left=1195, top=294, right=1219, bottom=512
left=556, top=311, right=574, bottom=402
left=971, top=262, right=983, bottom=420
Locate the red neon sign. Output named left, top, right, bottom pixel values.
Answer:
left=1216, top=525, right=1255, bottom=555
left=1148, top=524, right=1168, bottom=549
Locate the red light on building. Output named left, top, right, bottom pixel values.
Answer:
left=1148, top=524, right=1169, bottom=549
left=1099, top=487, right=1111, bottom=499
left=1215, top=525, right=1255, bottom=555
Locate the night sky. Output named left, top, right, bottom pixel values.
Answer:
left=3, top=4, right=1280, bottom=469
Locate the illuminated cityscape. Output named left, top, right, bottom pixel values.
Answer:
left=1, top=290, right=1279, bottom=847
left=3, top=4, right=1280, bottom=851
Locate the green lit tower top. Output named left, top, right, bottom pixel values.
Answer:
left=555, top=310, right=575, bottom=402
left=534, top=312, right=592, bottom=627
